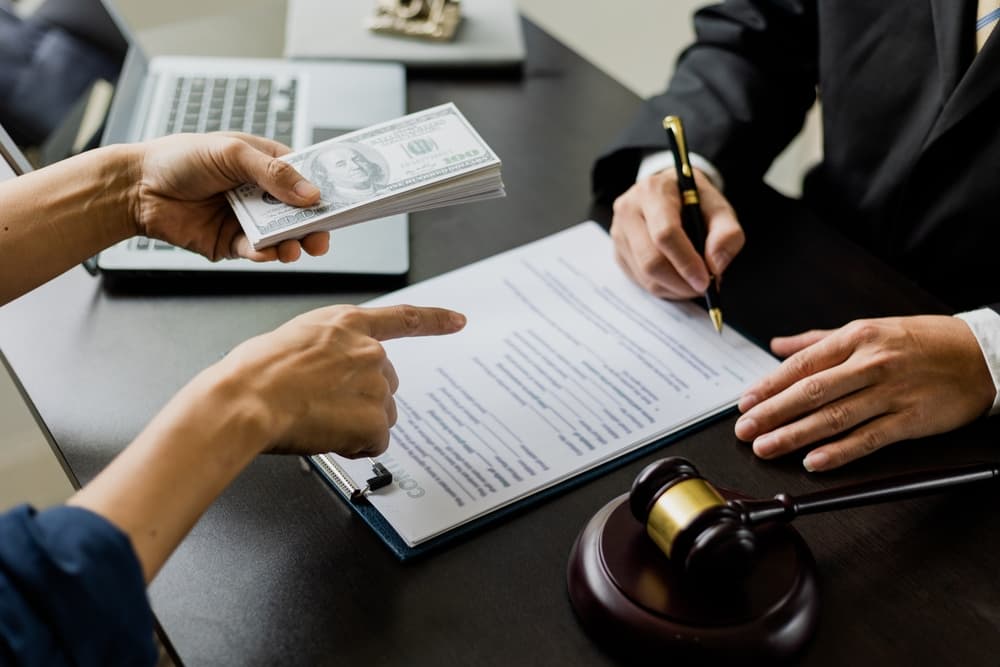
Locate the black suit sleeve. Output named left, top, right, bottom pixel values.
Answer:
left=592, top=0, right=819, bottom=204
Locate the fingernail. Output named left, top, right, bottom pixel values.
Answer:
left=803, top=451, right=830, bottom=472
left=689, top=272, right=710, bottom=292
left=450, top=312, right=467, bottom=329
left=734, top=416, right=757, bottom=440
left=293, top=179, right=320, bottom=199
left=738, top=393, right=759, bottom=412
left=752, top=434, right=777, bottom=457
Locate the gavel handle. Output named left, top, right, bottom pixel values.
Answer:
left=733, top=462, right=1000, bottom=526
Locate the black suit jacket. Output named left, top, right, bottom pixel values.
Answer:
left=593, top=0, right=1000, bottom=311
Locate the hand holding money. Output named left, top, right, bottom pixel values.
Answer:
left=226, top=103, right=505, bottom=250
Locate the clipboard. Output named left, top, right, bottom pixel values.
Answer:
left=308, top=407, right=737, bottom=560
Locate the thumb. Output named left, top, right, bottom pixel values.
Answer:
left=359, top=305, right=468, bottom=341
left=230, top=141, right=321, bottom=207
left=770, top=329, right=833, bottom=357
left=697, top=179, right=744, bottom=278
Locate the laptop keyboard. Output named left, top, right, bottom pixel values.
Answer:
left=162, top=76, right=297, bottom=147
left=130, top=238, right=173, bottom=251
left=134, top=76, right=298, bottom=254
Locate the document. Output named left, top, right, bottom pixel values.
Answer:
left=227, top=103, right=504, bottom=250
left=314, top=222, right=778, bottom=551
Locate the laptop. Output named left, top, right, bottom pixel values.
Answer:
left=29, top=0, right=410, bottom=277
left=0, top=125, right=31, bottom=181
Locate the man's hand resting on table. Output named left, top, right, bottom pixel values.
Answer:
left=610, top=167, right=743, bottom=299
left=735, top=316, right=996, bottom=471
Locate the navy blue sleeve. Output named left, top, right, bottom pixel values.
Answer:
left=0, top=504, right=156, bottom=666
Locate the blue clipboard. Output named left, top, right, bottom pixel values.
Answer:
left=307, top=405, right=737, bottom=561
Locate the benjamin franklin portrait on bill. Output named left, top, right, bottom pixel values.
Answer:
left=305, top=142, right=391, bottom=210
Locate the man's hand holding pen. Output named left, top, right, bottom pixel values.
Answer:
left=662, top=116, right=725, bottom=332
left=609, top=166, right=743, bottom=302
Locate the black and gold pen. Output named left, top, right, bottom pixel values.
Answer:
left=662, top=115, right=723, bottom=333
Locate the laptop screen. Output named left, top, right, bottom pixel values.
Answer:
left=0, top=123, right=28, bottom=181
left=0, top=157, right=14, bottom=183
left=2, top=0, right=127, bottom=167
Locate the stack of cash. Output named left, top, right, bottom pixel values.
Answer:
left=226, top=103, right=504, bottom=250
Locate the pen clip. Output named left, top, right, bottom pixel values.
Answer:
left=662, top=115, right=694, bottom=179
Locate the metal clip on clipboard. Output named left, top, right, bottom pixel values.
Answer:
left=311, top=455, right=393, bottom=502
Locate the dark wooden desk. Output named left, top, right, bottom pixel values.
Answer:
left=2, top=19, right=1000, bottom=667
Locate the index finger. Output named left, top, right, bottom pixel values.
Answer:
left=216, top=131, right=292, bottom=157
left=739, top=330, right=855, bottom=412
left=639, top=193, right=711, bottom=293
left=770, top=329, right=833, bottom=358
left=361, top=305, right=467, bottom=341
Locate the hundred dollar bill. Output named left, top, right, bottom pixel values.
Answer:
left=226, top=102, right=504, bottom=250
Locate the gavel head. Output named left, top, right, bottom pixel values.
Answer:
left=630, top=458, right=758, bottom=581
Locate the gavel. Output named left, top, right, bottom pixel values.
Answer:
left=630, top=457, right=1000, bottom=581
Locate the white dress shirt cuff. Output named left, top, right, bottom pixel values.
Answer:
left=636, top=150, right=725, bottom=190
left=955, top=308, right=1000, bottom=416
